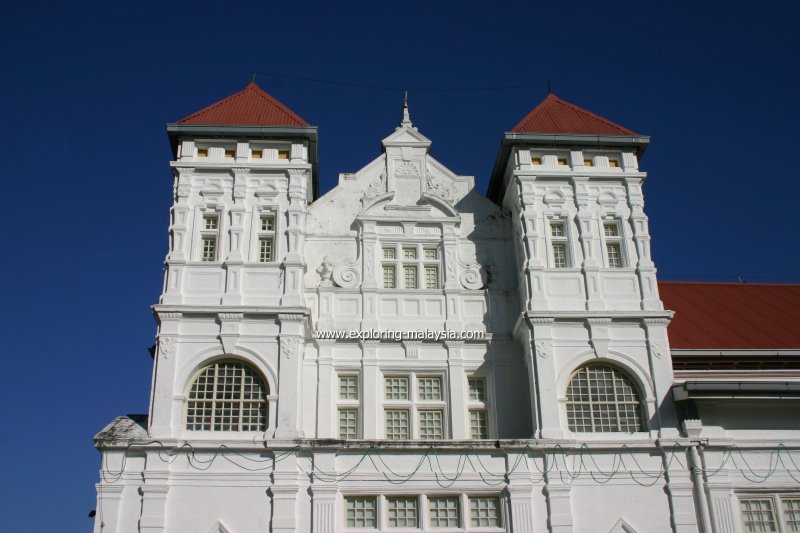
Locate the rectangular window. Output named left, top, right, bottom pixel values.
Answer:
left=604, top=223, right=620, bottom=237
left=385, top=377, right=409, bottom=400
left=557, top=157, right=568, bottom=166
left=338, top=409, right=358, bottom=439
left=404, top=265, right=417, bottom=289
left=606, top=243, right=623, bottom=268
left=424, top=266, right=439, bottom=289
left=429, top=497, right=460, bottom=528
left=531, top=156, right=542, bottom=165
left=258, top=237, right=273, bottom=262
left=345, top=497, right=376, bottom=528
left=339, top=376, right=359, bottom=400
left=201, top=237, right=217, bottom=262
left=552, top=244, right=568, bottom=268
left=403, top=248, right=417, bottom=259
left=608, top=158, right=620, bottom=168
left=385, top=409, right=409, bottom=439
left=783, top=498, right=800, bottom=531
left=387, top=497, right=418, bottom=528
left=470, top=497, right=501, bottom=527
left=418, top=410, right=444, bottom=439
left=224, top=149, right=235, bottom=158
left=470, top=410, right=489, bottom=439
left=197, top=148, right=208, bottom=157
left=424, top=248, right=438, bottom=260
left=551, top=223, right=565, bottom=237
left=260, top=216, right=274, bottom=232
left=741, top=498, right=777, bottom=532
left=204, top=216, right=218, bottom=230
left=417, top=377, right=442, bottom=401
left=584, top=158, right=594, bottom=167
left=278, top=149, right=290, bottom=160
left=251, top=149, right=263, bottom=159
left=383, top=247, right=396, bottom=259
left=468, top=378, right=487, bottom=402
left=383, top=265, right=396, bottom=288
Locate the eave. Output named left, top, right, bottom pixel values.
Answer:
left=672, top=380, right=800, bottom=401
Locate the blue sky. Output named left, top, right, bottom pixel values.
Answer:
left=1, top=1, right=798, bottom=530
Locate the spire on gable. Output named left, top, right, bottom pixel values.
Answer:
left=401, top=89, right=412, bottom=127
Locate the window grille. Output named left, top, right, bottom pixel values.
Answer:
left=385, top=377, right=409, bottom=400
left=418, top=410, right=444, bottom=439
left=470, top=410, right=489, bottom=439
left=741, top=498, right=777, bottom=532
left=201, top=237, right=217, bottom=262
left=385, top=409, right=410, bottom=440
left=383, top=265, right=396, bottom=288
left=339, top=376, right=359, bottom=399
left=424, top=266, right=439, bottom=289
left=417, top=377, right=442, bottom=400
left=345, top=497, right=377, bottom=528
left=338, top=409, right=358, bottom=439
left=404, top=265, right=417, bottom=289
left=470, top=497, right=501, bottom=527
left=468, top=378, right=486, bottom=401
left=186, top=361, right=268, bottom=431
left=603, top=221, right=625, bottom=268
left=550, top=222, right=570, bottom=268
left=566, top=364, right=643, bottom=432
left=258, top=238, right=273, bottom=262
left=387, top=497, right=418, bottom=528
left=428, top=497, right=460, bottom=528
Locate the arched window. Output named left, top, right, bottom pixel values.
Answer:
left=186, top=360, right=268, bottom=431
left=566, top=364, right=644, bottom=432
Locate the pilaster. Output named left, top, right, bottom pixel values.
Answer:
left=445, top=340, right=467, bottom=439
left=316, top=340, right=335, bottom=437
left=572, top=176, right=603, bottom=311
left=274, top=313, right=305, bottom=439
left=271, top=451, right=302, bottom=533
left=93, top=483, right=124, bottom=533
left=360, top=340, right=380, bottom=438
left=139, top=461, right=169, bottom=533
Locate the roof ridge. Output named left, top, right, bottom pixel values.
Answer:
left=512, top=93, right=637, bottom=136
left=176, top=82, right=308, bottom=126
left=549, top=94, right=636, bottom=136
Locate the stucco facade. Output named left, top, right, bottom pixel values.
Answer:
left=93, top=85, right=800, bottom=533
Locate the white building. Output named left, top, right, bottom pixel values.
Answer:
left=93, top=83, right=800, bottom=533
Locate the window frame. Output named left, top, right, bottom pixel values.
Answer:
left=467, top=375, right=492, bottom=439
left=379, top=242, right=442, bottom=290
left=600, top=218, right=627, bottom=269
left=337, top=373, right=361, bottom=439
left=546, top=218, right=572, bottom=269
left=564, top=363, right=646, bottom=434
left=251, top=206, right=279, bottom=264
left=196, top=209, right=222, bottom=262
left=382, top=372, right=448, bottom=439
left=184, top=359, right=269, bottom=432
left=739, top=494, right=800, bottom=533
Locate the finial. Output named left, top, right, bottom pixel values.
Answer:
left=401, top=87, right=412, bottom=127
left=546, top=79, right=552, bottom=95
left=251, top=71, right=258, bottom=83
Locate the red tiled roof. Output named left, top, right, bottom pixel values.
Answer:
left=177, top=82, right=309, bottom=126
left=659, top=282, right=800, bottom=350
left=512, top=93, right=637, bottom=136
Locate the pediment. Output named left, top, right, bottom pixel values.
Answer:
left=382, top=125, right=432, bottom=148
left=360, top=196, right=456, bottom=219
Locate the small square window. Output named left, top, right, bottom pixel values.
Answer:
left=338, top=409, right=358, bottom=439
left=251, top=149, right=263, bottom=159
left=417, top=377, right=442, bottom=400
left=557, top=157, right=568, bottom=166
left=203, top=216, right=218, bottom=230
left=404, top=266, right=417, bottom=289
left=470, top=497, right=501, bottom=527
left=385, top=409, right=409, bottom=439
left=470, top=410, right=489, bottom=439
left=418, top=410, right=444, bottom=439
left=604, top=223, right=620, bottom=237
left=224, top=149, right=235, bottom=158
left=259, top=238, right=273, bottom=262
left=345, top=497, right=376, bottom=528
left=339, top=376, right=359, bottom=400
left=383, top=265, right=396, bottom=288
left=278, top=149, right=290, bottom=160
left=551, top=223, right=565, bottom=237
left=531, top=156, right=542, bottom=165
left=468, top=378, right=487, bottom=402
left=383, top=248, right=396, bottom=259
left=608, top=158, right=620, bottom=168
left=260, top=216, right=274, bottom=232
left=429, top=497, right=460, bottom=528
left=197, top=148, right=208, bottom=158
left=385, top=377, right=409, bottom=400
left=583, top=158, right=594, bottom=167
left=424, top=248, right=438, bottom=260
left=387, top=497, right=418, bottom=528
left=403, top=248, right=417, bottom=259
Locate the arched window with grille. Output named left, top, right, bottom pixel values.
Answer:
left=186, top=360, right=269, bottom=431
left=565, top=363, right=645, bottom=433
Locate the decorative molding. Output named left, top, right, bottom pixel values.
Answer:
left=425, top=167, right=452, bottom=202
left=459, top=263, right=487, bottom=290
left=682, top=419, right=703, bottom=438
left=158, top=336, right=176, bottom=359
left=316, top=256, right=334, bottom=287
left=650, top=342, right=666, bottom=359
left=395, top=161, right=419, bottom=177
left=280, top=337, right=300, bottom=359
left=609, top=517, right=639, bottom=533
left=534, top=340, right=550, bottom=359
left=332, top=260, right=361, bottom=289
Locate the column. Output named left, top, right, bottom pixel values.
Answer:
left=149, top=312, right=181, bottom=438
left=571, top=176, right=603, bottom=311
left=516, top=175, right=546, bottom=311
left=139, top=457, right=169, bottom=533
left=360, top=340, right=380, bottom=438
left=529, top=318, right=561, bottom=439
left=275, top=313, right=305, bottom=439
left=93, top=483, right=124, bottom=533
left=506, top=450, right=535, bottom=533
left=544, top=451, right=574, bottom=533
left=625, top=177, right=661, bottom=311
left=316, top=340, right=335, bottom=437
left=445, top=341, right=467, bottom=439
left=281, top=169, right=307, bottom=307
left=271, top=450, right=302, bottom=533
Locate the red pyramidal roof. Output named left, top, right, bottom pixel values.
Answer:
left=513, top=93, right=637, bottom=136
left=177, top=82, right=309, bottom=126
left=659, top=282, right=800, bottom=350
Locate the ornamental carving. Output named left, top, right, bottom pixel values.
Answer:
left=425, top=167, right=452, bottom=202
left=459, top=264, right=488, bottom=290
left=280, top=337, right=300, bottom=359
left=650, top=342, right=666, bottom=359
left=158, top=336, right=176, bottom=359
left=363, top=170, right=386, bottom=202
left=316, top=256, right=334, bottom=287
left=395, top=161, right=419, bottom=177
left=534, top=340, right=550, bottom=359
left=332, top=261, right=361, bottom=289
